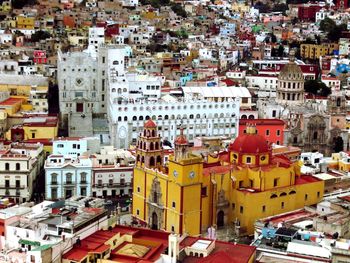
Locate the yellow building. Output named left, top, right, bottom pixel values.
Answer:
left=132, top=121, right=324, bottom=236
left=300, top=43, right=338, bottom=60
left=0, top=0, right=11, bottom=12
left=16, top=16, right=35, bottom=29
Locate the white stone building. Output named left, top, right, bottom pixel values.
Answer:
left=92, top=147, right=135, bottom=198
left=0, top=142, right=44, bottom=203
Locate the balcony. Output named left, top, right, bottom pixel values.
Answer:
left=80, top=181, right=88, bottom=184
left=51, top=181, right=58, bottom=185
left=64, top=181, right=74, bottom=185
left=0, top=185, right=25, bottom=189
left=93, top=183, right=131, bottom=188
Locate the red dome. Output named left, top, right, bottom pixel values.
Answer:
left=175, top=135, right=188, bottom=145
left=175, top=127, right=188, bottom=145
left=229, top=133, right=269, bottom=154
left=144, top=119, right=156, bottom=128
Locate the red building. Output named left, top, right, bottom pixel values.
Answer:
left=298, top=4, right=322, bottom=22
left=33, top=50, right=47, bottom=64
left=239, top=119, right=285, bottom=145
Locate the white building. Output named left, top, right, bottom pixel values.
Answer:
left=0, top=142, right=44, bottom=203
left=88, top=27, right=105, bottom=51
left=92, top=146, right=134, bottom=198
left=53, top=137, right=100, bottom=159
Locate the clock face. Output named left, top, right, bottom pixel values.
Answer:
left=189, top=171, right=195, bottom=179
left=173, top=170, right=178, bottom=177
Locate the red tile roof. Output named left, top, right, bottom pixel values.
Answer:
left=0, top=97, right=23, bottom=106
left=181, top=238, right=255, bottom=263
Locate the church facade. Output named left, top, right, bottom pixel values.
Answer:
left=132, top=120, right=324, bottom=236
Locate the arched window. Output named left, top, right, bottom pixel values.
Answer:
left=112, top=88, right=116, bottom=92
left=157, top=155, right=162, bottom=164
left=289, top=190, right=296, bottom=195
left=133, top=116, right=137, bottom=121
left=153, top=191, right=157, bottom=203
left=118, top=117, right=122, bottom=122
left=124, top=116, right=128, bottom=121
left=143, top=142, right=146, bottom=149
left=241, top=115, right=247, bottom=119
left=139, top=116, right=144, bottom=121
left=280, top=192, right=287, bottom=197
left=155, top=142, right=159, bottom=149
left=164, top=115, right=169, bottom=120
left=293, top=137, right=298, bottom=144
left=152, top=130, right=155, bottom=137
left=270, top=194, right=278, bottom=199
left=150, top=142, right=154, bottom=150
left=146, top=115, right=150, bottom=120
left=141, top=156, right=145, bottom=164
left=16, top=163, right=20, bottom=171
left=150, top=156, right=155, bottom=166
left=337, top=97, right=341, bottom=107
left=248, top=115, right=254, bottom=119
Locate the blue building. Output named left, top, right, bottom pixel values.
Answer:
left=45, top=155, right=93, bottom=200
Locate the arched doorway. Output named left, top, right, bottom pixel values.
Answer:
left=217, top=210, right=224, bottom=227
left=333, top=136, right=344, bottom=153
left=151, top=212, right=158, bottom=230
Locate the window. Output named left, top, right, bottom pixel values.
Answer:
left=266, top=130, right=270, bottom=136
left=16, top=163, right=20, bottom=171
left=81, top=173, right=87, bottom=183
left=102, top=57, right=105, bottom=63
left=52, top=174, right=57, bottom=184
left=317, top=191, right=320, bottom=198
left=274, top=178, right=279, bottom=187
left=232, top=203, right=235, bottom=210
left=57, top=144, right=64, bottom=148
left=137, top=187, right=140, bottom=193
left=240, top=206, right=243, bottom=214
left=171, top=226, right=175, bottom=232
left=172, top=201, right=176, bottom=208
left=246, top=157, right=251, bottom=163
left=281, top=202, right=284, bottom=209
left=239, top=180, right=243, bottom=188
left=277, top=130, right=280, bottom=136
left=262, top=205, right=266, bottom=212
left=66, top=173, right=72, bottom=184
left=32, top=133, right=35, bottom=139
left=136, top=209, right=140, bottom=215
left=305, top=194, right=308, bottom=201
left=5, top=163, right=9, bottom=171
left=201, top=187, right=207, bottom=196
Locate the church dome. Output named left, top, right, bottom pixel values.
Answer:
left=229, top=127, right=269, bottom=154
left=278, top=62, right=304, bottom=82
left=175, top=127, right=188, bottom=145
left=144, top=119, right=157, bottom=128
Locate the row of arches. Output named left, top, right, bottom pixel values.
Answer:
left=270, top=190, right=296, bottom=199
left=137, top=141, right=161, bottom=150
left=117, top=113, right=238, bottom=122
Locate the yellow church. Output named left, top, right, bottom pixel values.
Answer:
left=132, top=120, right=324, bottom=236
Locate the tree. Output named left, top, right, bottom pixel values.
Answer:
left=304, top=79, right=331, bottom=97
left=31, top=30, right=51, bottom=42
left=319, top=17, right=336, bottom=32
left=277, top=45, right=284, bottom=57
left=11, top=0, right=37, bottom=9
left=171, top=3, right=187, bottom=18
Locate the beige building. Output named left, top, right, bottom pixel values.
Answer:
left=0, top=142, right=45, bottom=203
